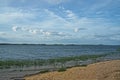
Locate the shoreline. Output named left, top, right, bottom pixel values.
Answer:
left=24, top=60, right=120, bottom=80
left=0, top=59, right=120, bottom=80
left=0, top=54, right=108, bottom=69
left=0, top=53, right=120, bottom=80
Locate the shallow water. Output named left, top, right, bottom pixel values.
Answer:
left=0, top=45, right=120, bottom=60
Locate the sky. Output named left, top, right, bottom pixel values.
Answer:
left=0, top=0, right=120, bottom=45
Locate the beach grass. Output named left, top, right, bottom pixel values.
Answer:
left=0, top=53, right=109, bottom=69
left=40, top=69, right=49, bottom=73
left=0, top=60, right=45, bottom=69
left=58, top=67, right=67, bottom=72
left=47, top=53, right=108, bottom=63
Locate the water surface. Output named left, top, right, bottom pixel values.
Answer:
left=0, top=45, right=120, bottom=60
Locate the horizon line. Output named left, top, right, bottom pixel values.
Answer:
left=0, top=43, right=119, bottom=46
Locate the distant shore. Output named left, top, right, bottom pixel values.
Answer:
left=1, top=43, right=120, bottom=46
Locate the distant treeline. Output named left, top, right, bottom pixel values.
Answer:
left=0, top=43, right=118, bottom=46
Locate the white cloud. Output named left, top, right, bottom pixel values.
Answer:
left=42, top=31, right=67, bottom=36
left=12, top=26, right=21, bottom=32
left=74, top=28, right=86, bottom=32
left=74, top=28, right=80, bottom=32
left=44, top=9, right=68, bottom=23
left=59, top=6, right=65, bottom=9
left=65, top=10, right=77, bottom=20
left=44, top=0, right=69, bottom=4
left=12, top=26, right=68, bottom=37
left=29, top=29, right=37, bottom=34
left=12, top=26, right=41, bottom=34
left=43, top=31, right=51, bottom=36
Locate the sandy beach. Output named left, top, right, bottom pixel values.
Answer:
left=25, top=60, right=120, bottom=80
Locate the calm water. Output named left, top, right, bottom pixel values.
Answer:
left=0, top=45, right=120, bottom=60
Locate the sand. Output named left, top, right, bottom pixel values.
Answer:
left=25, top=60, right=120, bottom=80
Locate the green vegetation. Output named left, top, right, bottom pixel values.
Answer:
left=116, top=48, right=120, bottom=52
left=40, top=70, right=49, bottom=73
left=0, top=60, right=45, bottom=69
left=58, top=67, right=67, bottom=72
left=0, top=54, right=108, bottom=69
left=74, top=64, right=87, bottom=67
left=47, top=54, right=108, bottom=64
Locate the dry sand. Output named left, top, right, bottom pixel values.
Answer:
left=25, top=60, right=120, bottom=80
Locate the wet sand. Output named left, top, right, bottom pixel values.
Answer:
left=25, top=60, right=120, bottom=80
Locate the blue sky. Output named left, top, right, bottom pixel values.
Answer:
left=0, top=0, right=120, bottom=44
